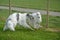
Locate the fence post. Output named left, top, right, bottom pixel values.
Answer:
left=9, top=0, right=11, bottom=15
left=46, top=0, right=49, bottom=28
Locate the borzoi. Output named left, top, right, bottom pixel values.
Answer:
left=3, top=12, right=42, bottom=31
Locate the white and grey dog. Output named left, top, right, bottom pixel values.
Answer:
left=3, top=12, right=42, bottom=31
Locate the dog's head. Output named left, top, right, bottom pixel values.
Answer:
left=31, top=12, right=42, bottom=24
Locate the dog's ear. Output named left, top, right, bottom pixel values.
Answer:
left=27, top=14, right=34, bottom=19
left=26, top=14, right=30, bottom=16
left=26, top=14, right=32, bottom=17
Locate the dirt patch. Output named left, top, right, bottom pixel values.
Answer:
left=0, top=16, right=6, bottom=21
left=45, top=28, right=60, bottom=32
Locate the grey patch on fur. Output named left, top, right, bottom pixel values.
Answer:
left=26, top=14, right=34, bottom=20
left=16, top=13, right=19, bottom=21
left=5, top=18, right=11, bottom=26
left=26, top=14, right=29, bottom=16
left=7, top=19, right=11, bottom=21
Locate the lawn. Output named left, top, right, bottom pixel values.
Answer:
left=0, top=0, right=60, bottom=12
left=0, top=26, right=60, bottom=40
left=0, top=9, right=60, bottom=40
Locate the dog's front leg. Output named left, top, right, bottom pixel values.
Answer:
left=24, top=23, right=34, bottom=31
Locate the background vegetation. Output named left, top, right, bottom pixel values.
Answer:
left=0, top=0, right=60, bottom=11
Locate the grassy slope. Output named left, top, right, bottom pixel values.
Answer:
left=0, top=0, right=60, bottom=11
left=0, top=9, right=60, bottom=40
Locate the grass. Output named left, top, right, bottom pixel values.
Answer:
left=42, top=15, right=60, bottom=28
left=0, top=0, right=60, bottom=11
left=0, top=23, right=60, bottom=40
left=0, top=9, right=60, bottom=40
left=0, top=26, right=59, bottom=40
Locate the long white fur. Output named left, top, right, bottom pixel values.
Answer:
left=3, top=12, right=42, bottom=31
left=30, top=12, right=42, bottom=29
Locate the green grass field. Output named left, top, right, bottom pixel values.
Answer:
left=0, top=0, right=60, bottom=11
left=0, top=27, right=60, bottom=40
left=0, top=9, right=60, bottom=40
left=0, top=0, right=60, bottom=40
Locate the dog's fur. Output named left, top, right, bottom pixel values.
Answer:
left=3, top=12, right=42, bottom=31
left=28, top=12, right=42, bottom=29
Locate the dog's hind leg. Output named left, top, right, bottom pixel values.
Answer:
left=7, top=21, right=16, bottom=31
left=8, top=23, right=15, bottom=31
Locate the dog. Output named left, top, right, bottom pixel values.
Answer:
left=3, top=13, right=34, bottom=31
left=3, top=12, right=42, bottom=31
